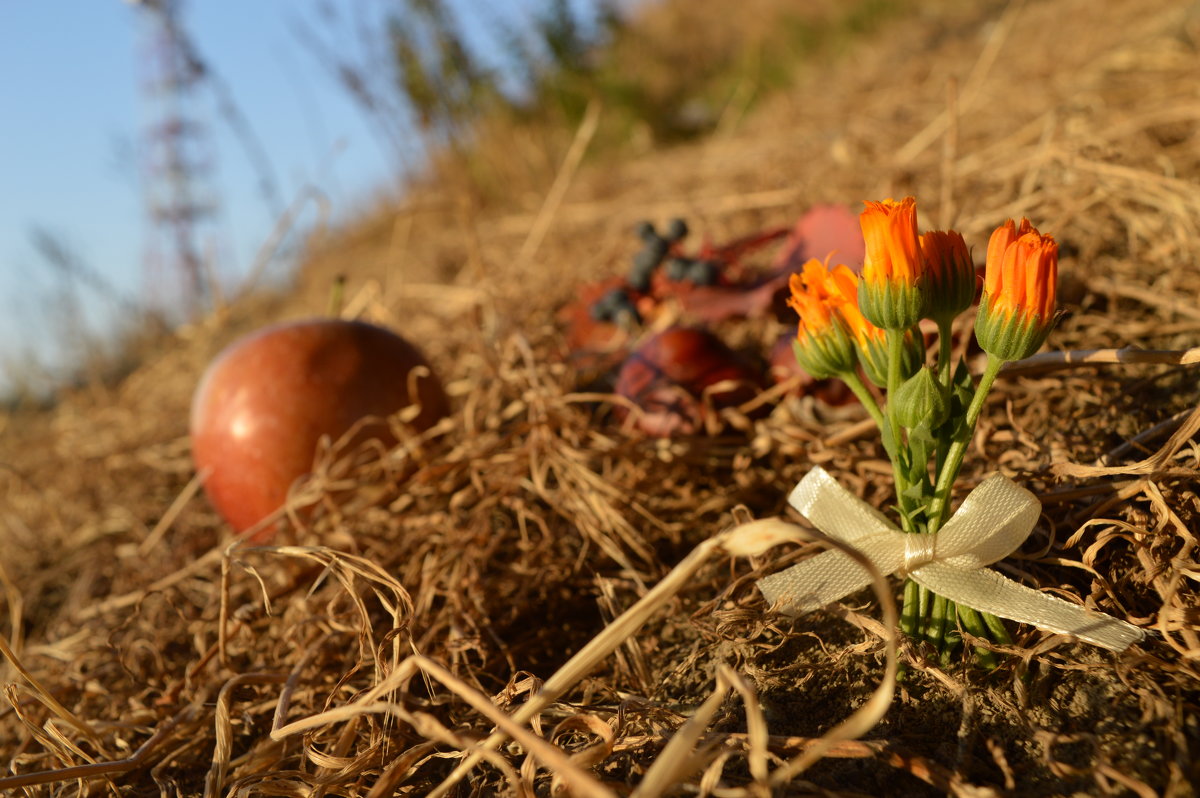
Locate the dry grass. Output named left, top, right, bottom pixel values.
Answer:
left=3, top=0, right=1200, bottom=794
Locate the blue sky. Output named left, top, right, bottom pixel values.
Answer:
left=0, top=0, right=599, bottom=392
left=1, top=1, right=405, bottom=388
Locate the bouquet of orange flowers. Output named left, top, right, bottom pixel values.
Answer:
left=778, top=197, right=1078, bottom=664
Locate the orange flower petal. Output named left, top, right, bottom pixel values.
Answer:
left=859, top=195, right=924, bottom=325
left=984, top=222, right=1057, bottom=323
left=985, top=219, right=1018, bottom=298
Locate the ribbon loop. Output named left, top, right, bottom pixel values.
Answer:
left=757, top=467, right=1145, bottom=653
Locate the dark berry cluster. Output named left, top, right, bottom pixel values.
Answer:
left=626, top=217, right=719, bottom=293
left=589, top=286, right=641, bottom=325
left=664, top=256, right=720, bottom=286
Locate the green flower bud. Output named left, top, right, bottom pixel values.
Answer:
left=859, top=198, right=931, bottom=330
left=975, top=221, right=1058, bottom=362
left=892, top=367, right=950, bottom=429
left=792, top=330, right=856, bottom=381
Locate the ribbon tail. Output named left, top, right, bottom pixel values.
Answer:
left=912, top=563, right=1145, bottom=652
left=757, top=549, right=874, bottom=616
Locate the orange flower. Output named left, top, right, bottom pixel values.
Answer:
left=786, top=259, right=857, bottom=378
left=975, top=219, right=1058, bottom=361
left=826, top=264, right=881, bottom=347
left=858, top=197, right=929, bottom=329
left=861, top=197, right=923, bottom=284
left=787, top=262, right=835, bottom=337
left=819, top=261, right=922, bottom=387
left=983, top=217, right=1035, bottom=285
left=920, top=229, right=976, bottom=323
left=984, top=221, right=1056, bottom=321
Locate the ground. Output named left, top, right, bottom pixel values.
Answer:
left=1, top=0, right=1199, bottom=795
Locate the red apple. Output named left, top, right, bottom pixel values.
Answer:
left=190, top=319, right=449, bottom=539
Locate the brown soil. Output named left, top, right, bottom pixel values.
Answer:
left=2, top=0, right=1199, bottom=795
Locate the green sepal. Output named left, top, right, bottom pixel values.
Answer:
left=859, top=276, right=930, bottom=331
left=857, top=336, right=890, bottom=387
left=791, top=329, right=856, bottom=381
left=857, top=329, right=922, bottom=388
left=974, top=296, right=1056, bottom=362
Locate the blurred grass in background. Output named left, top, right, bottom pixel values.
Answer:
left=338, top=0, right=911, bottom=201
left=2, top=0, right=910, bottom=408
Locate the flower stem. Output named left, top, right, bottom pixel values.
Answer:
left=900, top=578, right=921, bottom=639
left=885, top=329, right=907, bottom=412
left=957, top=605, right=999, bottom=670
left=982, top=611, right=1013, bottom=646
left=925, top=355, right=1006, bottom=533
left=840, top=369, right=887, bottom=432
left=928, top=592, right=951, bottom=652
left=935, top=317, right=954, bottom=388
left=916, top=583, right=932, bottom=638
left=842, top=369, right=916, bottom=532
left=885, top=330, right=912, bottom=516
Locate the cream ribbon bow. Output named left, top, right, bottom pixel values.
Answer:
left=757, top=467, right=1145, bottom=652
